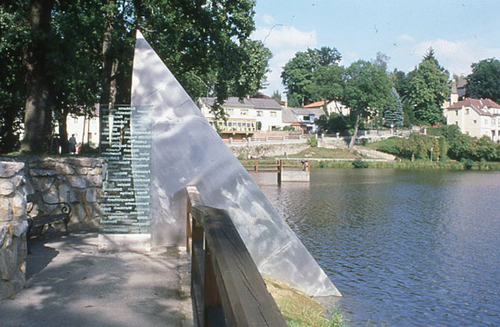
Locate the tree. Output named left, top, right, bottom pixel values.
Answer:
left=281, top=47, right=342, bottom=107
left=0, top=2, right=29, bottom=152
left=271, top=90, right=282, bottom=103
left=1, top=0, right=271, bottom=153
left=405, top=49, right=449, bottom=125
left=466, top=58, right=500, bottom=103
left=342, top=60, right=394, bottom=150
left=20, top=0, right=55, bottom=153
left=384, top=88, right=404, bottom=127
left=304, top=64, right=343, bottom=106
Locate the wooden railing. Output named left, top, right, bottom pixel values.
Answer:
left=186, top=186, right=286, bottom=327
left=241, top=159, right=310, bottom=173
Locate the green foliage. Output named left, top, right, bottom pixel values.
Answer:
left=1, top=0, right=271, bottom=153
left=405, top=49, right=449, bottom=125
left=352, top=158, right=369, bottom=168
left=368, top=137, right=400, bottom=155
left=307, top=137, right=318, bottom=147
left=462, top=159, right=474, bottom=170
left=466, top=58, right=500, bottom=103
left=315, top=113, right=347, bottom=134
left=384, top=88, right=404, bottom=127
left=281, top=47, right=342, bottom=106
left=342, top=60, right=394, bottom=148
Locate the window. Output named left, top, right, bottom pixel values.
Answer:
left=455, top=110, right=459, bottom=116
left=257, top=110, right=263, bottom=117
left=270, top=111, right=277, bottom=117
left=474, top=120, right=477, bottom=124
left=303, top=115, right=311, bottom=121
left=466, top=109, right=470, bottom=115
left=226, top=108, right=234, bottom=115
left=241, top=109, right=248, bottom=116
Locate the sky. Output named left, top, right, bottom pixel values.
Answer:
left=251, top=0, right=500, bottom=98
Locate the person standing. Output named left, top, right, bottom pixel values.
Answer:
left=69, top=134, right=77, bottom=154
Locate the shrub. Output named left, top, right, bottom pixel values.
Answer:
left=462, top=159, right=474, bottom=170
left=307, top=137, right=318, bottom=147
left=352, top=158, right=369, bottom=168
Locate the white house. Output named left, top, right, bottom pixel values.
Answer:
left=304, top=100, right=350, bottom=116
left=282, top=107, right=325, bottom=133
left=199, top=97, right=283, bottom=139
left=445, top=98, right=500, bottom=141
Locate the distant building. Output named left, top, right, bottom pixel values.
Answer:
left=445, top=98, right=500, bottom=141
left=282, top=107, right=325, bottom=133
left=54, top=105, right=100, bottom=152
left=304, top=100, right=350, bottom=116
left=199, top=97, right=283, bottom=140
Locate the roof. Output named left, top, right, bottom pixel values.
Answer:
left=447, top=98, right=500, bottom=116
left=281, top=108, right=298, bottom=123
left=200, top=97, right=281, bottom=110
left=282, top=107, right=326, bottom=123
left=304, top=101, right=326, bottom=108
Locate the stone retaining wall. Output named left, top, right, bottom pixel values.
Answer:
left=0, top=162, right=28, bottom=299
left=22, top=157, right=104, bottom=228
left=318, top=137, right=349, bottom=149
left=230, top=142, right=310, bottom=159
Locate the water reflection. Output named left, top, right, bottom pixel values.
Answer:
left=255, top=169, right=500, bottom=326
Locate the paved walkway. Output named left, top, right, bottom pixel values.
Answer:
left=0, top=230, right=193, bottom=327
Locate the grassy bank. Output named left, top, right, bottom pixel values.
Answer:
left=264, top=278, right=346, bottom=327
left=310, top=159, right=500, bottom=170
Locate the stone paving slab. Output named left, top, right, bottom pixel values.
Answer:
left=0, top=230, right=193, bottom=327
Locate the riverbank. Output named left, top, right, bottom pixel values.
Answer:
left=247, top=146, right=500, bottom=170
left=310, top=159, right=500, bottom=170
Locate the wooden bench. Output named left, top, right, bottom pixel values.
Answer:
left=27, top=191, right=72, bottom=241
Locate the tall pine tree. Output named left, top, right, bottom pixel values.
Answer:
left=406, top=49, right=449, bottom=125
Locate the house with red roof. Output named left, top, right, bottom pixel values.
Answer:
left=445, top=98, right=500, bottom=141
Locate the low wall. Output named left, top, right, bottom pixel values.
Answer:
left=318, top=137, right=349, bottom=149
left=230, top=142, right=310, bottom=159
left=0, top=157, right=104, bottom=229
left=0, top=162, right=28, bottom=299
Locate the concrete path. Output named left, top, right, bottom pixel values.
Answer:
left=0, top=230, right=193, bottom=327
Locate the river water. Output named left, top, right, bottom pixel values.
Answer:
left=254, top=169, right=500, bottom=326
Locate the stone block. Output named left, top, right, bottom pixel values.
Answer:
left=85, top=174, right=102, bottom=187
left=32, top=177, right=56, bottom=191
left=58, top=183, right=71, bottom=202
left=74, top=167, right=88, bottom=175
left=11, top=193, right=26, bottom=219
left=0, top=180, right=14, bottom=196
left=10, top=221, right=27, bottom=238
left=0, top=162, right=24, bottom=178
left=0, top=248, right=15, bottom=280
left=68, top=176, right=86, bottom=188
left=30, top=169, right=57, bottom=177
left=86, top=187, right=98, bottom=203
left=0, top=198, right=13, bottom=221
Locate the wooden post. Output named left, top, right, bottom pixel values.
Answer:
left=277, top=160, right=283, bottom=184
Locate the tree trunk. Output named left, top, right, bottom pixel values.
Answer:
left=349, top=114, right=360, bottom=152
left=58, top=109, right=69, bottom=154
left=99, top=1, right=116, bottom=153
left=21, top=0, right=54, bottom=154
left=100, top=0, right=117, bottom=108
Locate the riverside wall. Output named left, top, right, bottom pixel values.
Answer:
left=229, top=142, right=310, bottom=159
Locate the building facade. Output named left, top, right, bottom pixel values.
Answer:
left=199, top=97, right=283, bottom=139
left=445, top=98, right=500, bottom=141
